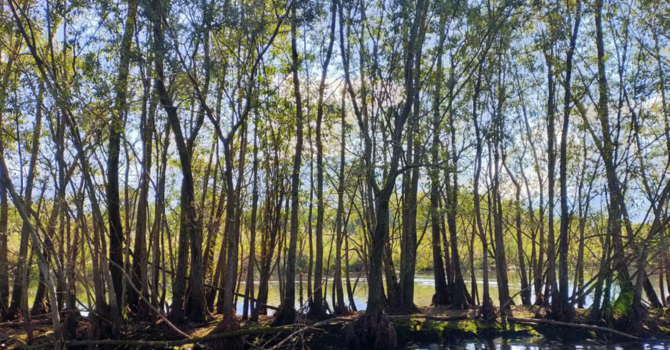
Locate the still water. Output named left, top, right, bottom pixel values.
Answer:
left=233, top=272, right=625, bottom=315
left=52, top=272, right=667, bottom=349
left=344, top=338, right=670, bottom=350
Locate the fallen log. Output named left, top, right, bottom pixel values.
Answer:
left=388, top=315, right=468, bottom=322
left=64, top=325, right=323, bottom=348
left=507, top=317, right=640, bottom=340
left=0, top=320, right=53, bottom=328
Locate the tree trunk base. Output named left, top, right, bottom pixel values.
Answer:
left=477, top=300, right=496, bottom=321
left=431, top=291, right=450, bottom=306
left=3, top=305, right=21, bottom=321
left=206, top=315, right=244, bottom=350
left=613, top=303, right=648, bottom=336
left=186, top=303, right=210, bottom=323
left=389, top=303, right=421, bottom=315
left=63, top=311, right=83, bottom=341
left=30, top=299, right=50, bottom=317
left=550, top=294, right=575, bottom=323
left=87, top=306, right=120, bottom=340
left=271, top=305, right=298, bottom=326
left=346, top=310, right=397, bottom=348
left=449, top=293, right=471, bottom=310
left=307, top=301, right=330, bottom=320
left=168, top=306, right=185, bottom=324
left=332, top=305, right=352, bottom=317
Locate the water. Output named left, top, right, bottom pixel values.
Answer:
left=233, top=271, right=644, bottom=314
left=360, top=338, right=670, bottom=350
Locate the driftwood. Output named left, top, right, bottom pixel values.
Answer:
left=64, top=325, right=323, bottom=348
left=508, top=317, right=640, bottom=340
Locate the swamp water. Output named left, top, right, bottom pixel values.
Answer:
left=235, top=272, right=629, bottom=315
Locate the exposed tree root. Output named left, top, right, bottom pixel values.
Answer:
left=346, top=310, right=397, bottom=348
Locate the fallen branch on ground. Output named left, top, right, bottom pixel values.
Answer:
left=508, top=317, right=640, bottom=340
left=64, top=325, right=324, bottom=348
left=388, top=315, right=468, bottom=322
left=0, top=320, right=55, bottom=328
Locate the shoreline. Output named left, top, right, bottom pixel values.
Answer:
left=4, top=306, right=670, bottom=349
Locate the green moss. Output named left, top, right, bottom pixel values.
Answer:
left=418, top=321, right=447, bottom=341
left=444, top=319, right=477, bottom=334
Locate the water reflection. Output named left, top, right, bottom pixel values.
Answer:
left=327, top=338, right=670, bottom=350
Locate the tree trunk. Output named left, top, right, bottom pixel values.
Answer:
left=504, top=161, right=530, bottom=306
left=429, top=33, right=449, bottom=306
left=107, top=0, right=139, bottom=314
left=310, top=0, right=337, bottom=319
left=554, top=0, right=581, bottom=322
left=0, top=150, right=62, bottom=348
left=150, top=0, right=205, bottom=322
left=10, top=86, right=44, bottom=319
left=333, top=65, right=348, bottom=315
left=473, top=69, right=494, bottom=320
left=273, top=5, right=304, bottom=326
left=129, top=47, right=153, bottom=319
left=243, top=120, right=260, bottom=320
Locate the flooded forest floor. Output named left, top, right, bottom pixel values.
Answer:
left=4, top=305, right=670, bottom=349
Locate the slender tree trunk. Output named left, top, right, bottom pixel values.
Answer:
left=150, top=0, right=205, bottom=322
left=273, top=5, right=304, bottom=326
left=333, top=63, right=348, bottom=315
left=544, top=47, right=557, bottom=306
left=11, top=86, right=44, bottom=319
left=310, top=0, right=337, bottom=319
left=151, top=122, right=170, bottom=312
left=107, top=0, right=139, bottom=314
left=129, top=54, right=154, bottom=319
left=0, top=41, right=14, bottom=318
left=504, top=161, right=530, bottom=306
left=0, top=149, right=63, bottom=348
left=473, top=69, right=494, bottom=320
left=430, top=33, right=449, bottom=306
left=554, top=0, right=580, bottom=321
left=243, top=120, right=259, bottom=320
